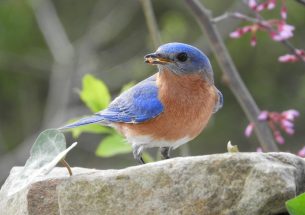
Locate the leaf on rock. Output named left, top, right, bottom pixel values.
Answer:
left=5, top=129, right=77, bottom=196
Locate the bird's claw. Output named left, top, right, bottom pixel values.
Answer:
left=160, top=147, right=171, bottom=159
left=133, top=145, right=145, bottom=164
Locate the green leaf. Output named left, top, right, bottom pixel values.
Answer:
left=95, top=134, right=132, bottom=157
left=286, top=192, right=305, bottom=215
left=120, top=81, right=136, bottom=93
left=67, top=118, right=113, bottom=138
left=80, top=74, right=111, bottom=112
left=5, top=129, right=77, bottom=196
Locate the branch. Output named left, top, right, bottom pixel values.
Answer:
left=139, top=0, right=162, bottom=49
left=184, top=0, right=279, bottom=152
left=31, top=0, right=75, bottom=128
left=296, top=0, right=305, bottom=6
left=213, top=12, right=305, bottom=65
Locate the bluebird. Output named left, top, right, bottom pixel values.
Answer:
left=61, top=43, right=223, bottom=164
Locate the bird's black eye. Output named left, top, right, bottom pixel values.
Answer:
left=176, top=52, right=188, bottom=62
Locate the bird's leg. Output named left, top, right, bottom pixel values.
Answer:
left=160, top=147, right=171, bottom=159
left=132, top=145, right=145, bottom=164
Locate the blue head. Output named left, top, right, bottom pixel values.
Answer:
left=144, top=42, right=214, bottom=83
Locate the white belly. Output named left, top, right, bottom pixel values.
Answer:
left=125, top=134, right=191, bottom=150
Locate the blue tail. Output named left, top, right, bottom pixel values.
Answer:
left=59, top=115, right=107, bottom=130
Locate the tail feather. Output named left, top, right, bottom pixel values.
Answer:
left=58, top=115, right=107, bottom=130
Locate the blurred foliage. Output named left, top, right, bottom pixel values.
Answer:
left=80, top=74, right=110, bottom=113
left=96, top=133, right=131, bottom=157
left=0, top=0, right=304, bottom=175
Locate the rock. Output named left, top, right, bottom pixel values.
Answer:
left=1, top=153, right=305, bottom=215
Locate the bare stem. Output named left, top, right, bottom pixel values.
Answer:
left=213, top=12, right=258, bottom=23
left=185, top=0, right=279, bottom=152
left=60, top=159, right=73, bottom=176
left=214, top=11, right=305, bottom=64
left=139, top=0, right=162, bottom=49
left=296, top=0, right=305, bottom=6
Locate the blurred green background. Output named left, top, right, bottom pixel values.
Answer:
left=0, top=0, right=304, bottom=184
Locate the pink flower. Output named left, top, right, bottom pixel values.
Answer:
left=274, top=131, right=285, bottom=144
left=278, top=54, right=298, bottom=62
left=248, top=0, right=257, bottom=10
left=231, top=1, right=293, bottom=46
left=298, top=146, right=305, bottom=158
left=229, top=26, right=252, bottom=38
left=267, top=0, right=276, bottom=10
left=282, top=109, right=300, bottom=121
left=245, top=109, right=300, bottom=145
left=250, top=0, right=277, bottom=12
left=270, top=23, right=295, bottom=41
left=281, top=3, right=287, bottom=20
left=278, top=49, right=305, bottom=63
left=256, top=147, right=263, bottom=152
left=245, top=123, right=255, bottom=137
left=258, top=111, right=269, bottom=120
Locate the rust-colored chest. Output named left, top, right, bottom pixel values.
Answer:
left=117, top=70, right=217, bottom=142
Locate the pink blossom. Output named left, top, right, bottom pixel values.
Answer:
left=298, top=146, right=305, bottom=158
left=256, top=4, right=266, bottom=12
left=229, top=26, right=252, bottom=38
left=274, top=131, right=285, bottom=144
left=281, top=119, right=293, bottom=128
left=245, top=123, right=255, bottom=137
left=267, top=0, right=276, bottom=10
left=278, top=54, right=298, bottom=63
left=256, top=147, right=263, bottom=152
left=231, top=1, right=294, bottom=46
left=283, top=127, right=294, bottom=135
left=258, top=111, right=268, bottom=120
left=281, top=4, right=287, bottom=20
left=278, top=49, right=305, bottom=63
left=296, top=49, right=305, bottom=56
left=248, top=0, right=257, bottom=10
left=245, top=109, right=300, bottom=145
left=270, top=23, right=295, bottom=41
left=251, top=0, right=277, bottom=12
left=282, top=109, right=300, bottom=121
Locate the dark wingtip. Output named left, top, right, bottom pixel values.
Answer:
left=57, top=115, right=105, bottom=131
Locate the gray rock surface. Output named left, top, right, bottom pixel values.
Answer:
left=1, top=153, right=305, bottom=215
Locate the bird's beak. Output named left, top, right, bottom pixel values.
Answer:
left=144, top=53, right=172, bottom=65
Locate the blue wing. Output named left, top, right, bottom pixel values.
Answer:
left=98, top=75, right=163, bottom=123
left=60, top=75, right=164, bottom=129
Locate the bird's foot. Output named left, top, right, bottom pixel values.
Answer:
left=160, top=147, right=171, bottom=160
left=133, top=145, right=145, bottom=164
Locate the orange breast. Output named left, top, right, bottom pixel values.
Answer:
left=116, top=69, right=218, bottom=144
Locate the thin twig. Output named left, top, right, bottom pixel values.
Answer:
left=185, top=0, right=279, bottom=152
left=296, top=0, right=305, bottom=6
left=139, top=0, right=162, bottom=49
left=60, top=159, right=73, bottom=176
left=214, top=11, right=305, bottom=64
left=213, top=12, right=258, bottom=23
